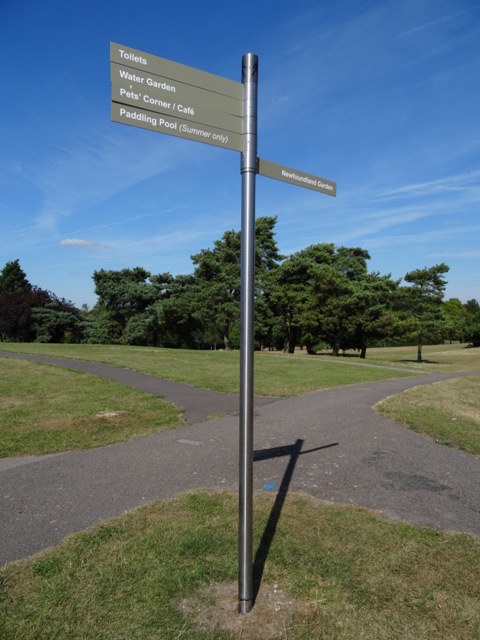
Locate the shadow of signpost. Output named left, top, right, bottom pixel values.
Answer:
left=252, top=439, right=339, bottom=602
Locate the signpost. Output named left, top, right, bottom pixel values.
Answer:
left=110, top=64, right=242, bottom=116
left=110, top=42, right=242, bottom=150
left=110, top=43, right=242, bottom=99
left=111, top=80, right=242, bottom=132
left=258, top=158, right=336, bottom=196
left=111, top=102, right=242, bottom=151
left=238, top=52, right=258, bottom=615
left=110, top=42, right=336, bottom=615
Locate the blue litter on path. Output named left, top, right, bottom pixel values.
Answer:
left=263, top=483, right=276, bottom=490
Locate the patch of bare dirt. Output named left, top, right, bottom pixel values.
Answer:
left=95, top=410, right=126, bottom=419
left=176, top=581, right=296, bottom=639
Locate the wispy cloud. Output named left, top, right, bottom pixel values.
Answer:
left=400, top=8, right=480, bottom=37
left=432, top=250, right=480, bottom=258
left=64, top=204, right=189, bottom=237
left=89, top=224, right=231, bottom=260
left=60, top=238, right=108, bottom=251
left=27, top=116, right=211, bottom=233
left=377, top=169, right=480, bottom=200
left=269, top=160, right=480, bottom=264
left=359, top=223, right=480, bottom=251
left=30, top=127, right=173, bottom=230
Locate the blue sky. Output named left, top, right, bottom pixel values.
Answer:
left=1, top=0, right=479, bottom=308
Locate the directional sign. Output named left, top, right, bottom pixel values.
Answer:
left=110, top=42, right=242, bottom=100
left=109, top=44, right=338, bottom=618
left=111, top=102, right=242, bottom=151
left=257, top=158, right=336, bottom=196
left=111, top=79, right=242, bottom=133
left=111, top=43, right=243, bottom=150
left=110, top=63, right=242, bottom=117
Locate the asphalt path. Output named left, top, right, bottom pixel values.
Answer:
left=1, top=352, right=479, bottom=566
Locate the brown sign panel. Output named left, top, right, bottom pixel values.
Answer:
left=110, top=63, right=242, bottom=117
left=111, top=79, right=242, bottom=133
left=111, top=102, right=242, bottom=152
left=257, top=158, right=336, bottom=196
left=110, top=42, right=242, bottom=100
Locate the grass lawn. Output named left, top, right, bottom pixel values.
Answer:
left=362, top=342, right=480, bottom=372
left=377, top=375, right=480, bottom=455
left=0, top=342, right=419, bottom=396
left=1, top=343, right=480, bottom=457
left=0, top=357, right=183, bottom=457
left=1, top=491, right=478, bottom=640
left=1, top=346, right=479, bottom=637
left=0, top=345, right=416, bottom=458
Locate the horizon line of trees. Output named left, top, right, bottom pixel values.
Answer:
left=1, top=217, right=480, bottom=360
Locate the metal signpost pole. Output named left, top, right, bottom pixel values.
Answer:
left=110, top=42, right=335, bottom=617
left=238, top=52, right=258, bottom=615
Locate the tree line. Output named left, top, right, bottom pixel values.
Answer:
left=1, top=217, right=480, bottom=359
left=0, top=259, right=85, bottom=344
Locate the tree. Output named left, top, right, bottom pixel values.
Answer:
left=31, top=295, right=84, bottom=343
left=267, top=244, right=334, bottom=353
left=268, top=243, right=396, bottom=358
left=464, top=299, right=480, bottom=316
left=0, top=260, right=85, bottom=343
left=90, top=267, right=157, bottom=344
left=306, top=247, right=373, bottom=356
left=299, top=260, right=353, bottom=355
left=464, top=299, right=480, bottom=347
left=0, top=286, right=82, bottom=343
left=401, top=263, right=449, bottom=362
left=0, top=259, right=31, bottom=293
left=144, top=273, right=203, bottom=349
left=338, top=272, right=399, bottom=358
left=0, top=287, right=48, bottom=341
left=189, top=216, right=282, bottom=350
left=249, top=216, right=283, bottom=349
left=190, top=229, right=241, bottom=349
left=443, top=298, right=468, bottom=343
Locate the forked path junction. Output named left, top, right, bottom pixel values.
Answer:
left=0, top=352, right=479, bottom=566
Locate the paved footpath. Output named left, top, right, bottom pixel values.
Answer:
left=1, top=352, right=479, bottom=566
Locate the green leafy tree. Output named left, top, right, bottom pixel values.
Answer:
left=443, top=298, right=468, bottom=343
left=90, top=267, right=157, bottom=344
left=0, top=286, right=82, bottom=343
left=0, top=259, right=31, bottom=293
left=31, top=297, right=84, bottom=343
left=269, top=243, right=395, bottom=358
left=267, top=245, right=333, bottom=353
left=336, top=272, right=399, bottom=358
left=190, top=216, right=282, bottom=350
left=252, top=216, right=284, bottom=349
left=300, top=261, right=353, bottom=355
left=464, top=299, right=480, bottom=347
left=307, top=247, right=373, bottom=356
left=464, top=299, right=480, bottom=316
left=147, top=274, right=203, bottom=348
left=190, top=229, right=241, bottom=349
left=400, top=263, right=449, bottom=362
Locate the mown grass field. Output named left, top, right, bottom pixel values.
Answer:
left=377, top=375, right=480, bottom=455
left=364, top=342, right=480, bottom=372
left=0, top=357, right=183, bottom=457
left=0, top=343, right=415, bottom=458
left=1, top=344, right=479, bottom=638
left=1, top=491, right=478, bottom=639
left=1, top=343, right=479, bottom=457
left=0, top=342, right=419, bottom=395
